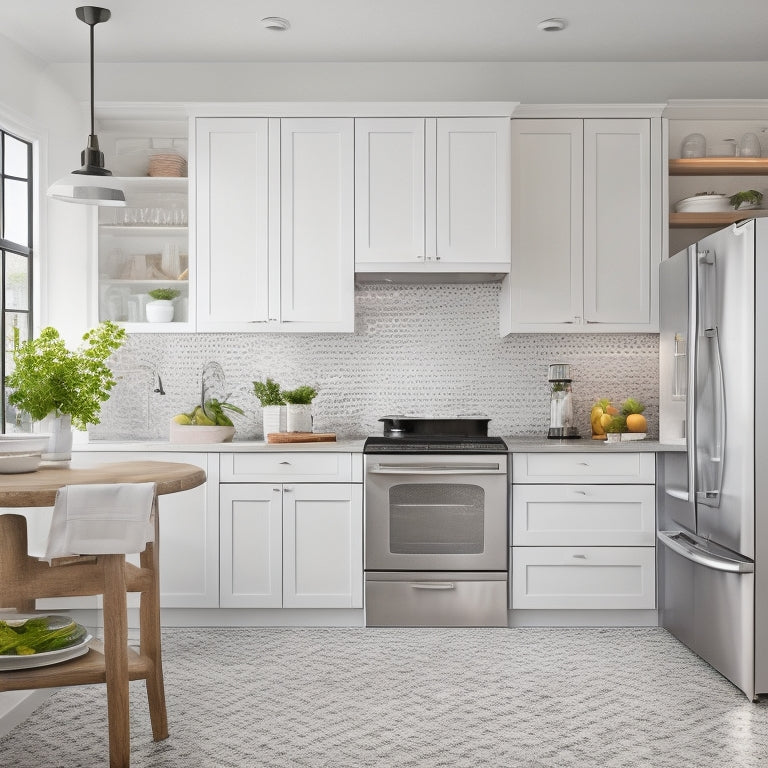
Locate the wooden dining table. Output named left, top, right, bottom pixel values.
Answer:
left=0, top=459, right=207, bottom=768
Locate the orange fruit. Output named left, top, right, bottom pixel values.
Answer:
left=626, top=414, right=647, bottom=432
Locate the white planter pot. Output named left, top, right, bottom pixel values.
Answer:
left=41, top=412, right=74, bottom=461
left=286, top=404, right=313, bottom=433
left=145, top=299, right=174, bottom=323
left=262, top=405, right=287, bottom=438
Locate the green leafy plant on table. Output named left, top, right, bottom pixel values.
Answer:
left=6, top=321, right=126, bottom=430
left=252, top=378, right=285, bottom=406
left=147, top=287, right=180, bottom=301
left=281, top=385, right=318, bottom=405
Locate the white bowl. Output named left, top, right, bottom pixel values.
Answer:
left=0, top=454, right=43, bottom=474
left=675, top=194, right=732, bottom=213
left=0, top=434, right=50, bottom=455
left=168, top=420, right=235, bottom=444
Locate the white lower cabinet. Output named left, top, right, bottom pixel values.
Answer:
left=219, top=482, right=363, bottom=609
left=34, top=451, right=219, bottom=610
left=510, top=452, right=656, bottom=611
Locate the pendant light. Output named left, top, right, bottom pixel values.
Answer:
left=48, top=6, right=126, bottom=206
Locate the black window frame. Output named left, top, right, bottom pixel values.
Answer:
left=0, top=127, right=34, bottom=433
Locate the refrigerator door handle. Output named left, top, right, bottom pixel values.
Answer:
left=658, top=530, right=754, bottom=573
left=687, top=246, right=698, bottom=521
left=696, top=326, right=726, bottom=508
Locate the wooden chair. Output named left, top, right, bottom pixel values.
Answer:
left=0, top=491, right=166, bottom=768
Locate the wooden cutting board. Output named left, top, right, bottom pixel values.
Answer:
left=266, top=432, right=337, bottom=444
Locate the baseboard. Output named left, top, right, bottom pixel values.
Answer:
left=0, top=691, right=51, bottom=738
left=509, top=609, right=659, bottom=627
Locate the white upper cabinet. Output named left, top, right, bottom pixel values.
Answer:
left=355, top=116, right=511, bottom=273
left=195, top=116, right=354, bottom=332
left=502, top=116, right=661, bottom=334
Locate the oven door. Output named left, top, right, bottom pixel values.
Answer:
left=364, top=453, right=508, bottom=572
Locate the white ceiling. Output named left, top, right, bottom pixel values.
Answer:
left=2, top=0, right=768, bottom=65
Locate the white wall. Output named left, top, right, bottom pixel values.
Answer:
left=50, top=60, right=768, bottom=104
left=0, top=35, right=93, bottom=343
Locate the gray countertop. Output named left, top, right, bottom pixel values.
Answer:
left=76, top=436, right=683, bottom=453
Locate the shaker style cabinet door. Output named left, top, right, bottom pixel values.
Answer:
left=506, top=119, right=584, bottom=326
left=279, top=118, right=355, bottom=330
left=355, top=117, right=426, bottom=264
left=583, top=119, right=652, bottom=326
left=434, top=117, right=511, bottom=265
left=219, top=484, right=283, bottom=608
left=195, top=117, right=270, bottom=330
left=282, top=483, right=363, bottom=609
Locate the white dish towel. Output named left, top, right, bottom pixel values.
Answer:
left=45, top=482, right=156, bottom=561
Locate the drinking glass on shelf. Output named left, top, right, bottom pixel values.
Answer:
left=681, top=133, right=706, bottom=158
left=738, top=133, right=761, bottom=158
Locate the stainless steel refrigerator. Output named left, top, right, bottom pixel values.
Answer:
left=658, top=217, right=768, bottom=700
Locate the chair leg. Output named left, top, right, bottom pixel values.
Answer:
left=102, top=554, right=131, bottom=768
left=140, top=506, right=168, bottom=741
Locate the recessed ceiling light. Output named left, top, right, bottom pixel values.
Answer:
left=537, top=18, right=567, bottom=32
left=261, top=16, right=290, bottom=31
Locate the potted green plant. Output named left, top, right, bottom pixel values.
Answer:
left=146, top=287, right=180, bottom=323
left=604, top=414, right=628, bottom=443
left=252, top=377, right=286, bottom=437
left=282, top=385, right=318, bottom=432
left=6, top=322, right=126, bottom=460
left=729, top=189, right=763, bottom=211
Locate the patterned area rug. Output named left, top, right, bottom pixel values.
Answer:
left=1, top=627, right=768, bottom=767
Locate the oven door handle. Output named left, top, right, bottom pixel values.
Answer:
left=410, top=582, right=456, bottom=590
left=368, top=463, right=504, bottom=475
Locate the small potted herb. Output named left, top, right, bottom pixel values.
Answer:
left=282, top=385, right=318, bottom=432
left=146, top=287, right=181, bottom=323
left=252, top=377, right=286, bottom=437
left=6, top=322, right=126, bottom=459
left=605, top=415, right=628, bottom=443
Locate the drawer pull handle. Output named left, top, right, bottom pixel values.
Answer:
left=410, top=582, right=455, bottom=590
left=572, top=554, right=587, bottom=559
left=574, top=490, right=588, bottom=495
left=284, top=487, right=293, bottom=492
left=279, top=461, right=291, bottom=465
left=273, top=487, right=281, bottom=492
left=578, top=462, right=590, bottom=466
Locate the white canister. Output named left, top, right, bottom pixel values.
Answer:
left=286, top=404, right=313, bottom=433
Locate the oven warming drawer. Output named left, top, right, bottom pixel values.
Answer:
left=365, top=572, right=508, bottom=627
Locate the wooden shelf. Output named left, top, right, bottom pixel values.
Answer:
left=99, top=225, right=187, bottom=234
left=669, top=158, right=768, bottom=176
left=669, top=210, right=768, bottom=228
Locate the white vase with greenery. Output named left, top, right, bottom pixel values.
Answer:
left=253, top=377, right=286, bottom=438
left=146, top=287, right=179, bottom=323
left=6, top=322, right=127, bottom=461
left=282, top=386, right=317, bottom=432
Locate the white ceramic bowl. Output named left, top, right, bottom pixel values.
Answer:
left=168, top=420, right=235, bottom=444
left=675, top=194, right=732, bottom=213
left=0, top=434, right=50, bottom=455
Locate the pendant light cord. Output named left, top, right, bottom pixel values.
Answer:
left=89, top=21, right=95, bottom=137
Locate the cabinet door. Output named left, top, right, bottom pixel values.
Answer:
left=219, top=483, right=283, bottom=608
left=435, top=117, right=511, bottom=265
left=195, top=117, right=270, bottom=330
left=583, top=119, right=652, bottom=326
left=279, top=118, right=355, bottom=331
left=504, top=119, right=584, bottom=330
left=355, top=117, right=425, bottom=264
left=282, top=483, right=363, bottom=609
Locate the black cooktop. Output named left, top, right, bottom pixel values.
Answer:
left=365, top=417, right=506, bottom=454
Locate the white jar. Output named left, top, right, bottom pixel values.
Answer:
left=286, top=404, right=313, bottom=433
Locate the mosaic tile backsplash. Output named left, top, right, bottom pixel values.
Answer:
left=90, top=283, right=660, bottom=441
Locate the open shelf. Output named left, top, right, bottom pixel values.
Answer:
left=669, top=158, right=768, bottom=176
left=669, top=210, right=768, bottom=228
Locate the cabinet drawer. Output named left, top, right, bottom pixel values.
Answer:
left=512, top=452, right=655, bottom=484
left=220, top=452, right=353, bottom=483
left=511, top=546, right=656, bottom=610
left=511, top=484, right=656, bottom=546
left=365, top=572, right=508, bottom=627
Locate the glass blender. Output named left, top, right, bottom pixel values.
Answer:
left=547, top=363, right=580, bottom=439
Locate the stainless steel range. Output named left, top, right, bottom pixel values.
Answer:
left=364, top=416, right=508, bottom=627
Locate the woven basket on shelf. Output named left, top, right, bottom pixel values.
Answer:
left=148, top=153, right=187, bottom=177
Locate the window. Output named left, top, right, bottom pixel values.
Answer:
left=0, top=128, right=34, bottom=432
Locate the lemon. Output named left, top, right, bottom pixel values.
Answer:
left=193, top=407, right=216, bottom=426
left=172, top=414, right=192, bottom=425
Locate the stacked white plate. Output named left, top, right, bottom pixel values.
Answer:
left=0, top=434, right=50, bottom=474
